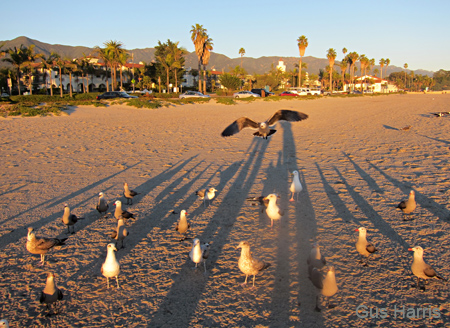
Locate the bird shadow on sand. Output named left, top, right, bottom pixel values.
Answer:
left=383, top=125, right=399, bottom=131
left=148, top=137, right=273, bottom=327
left=0, top=162, right=142, bottom=250
left=368, top=162, right=450, bottom=224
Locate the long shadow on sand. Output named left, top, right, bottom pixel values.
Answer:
left=148, top=137, right=272, bottom=327
left=263, top=122, right=323, bottom=325
left=0, top=162, right=142, bottom=250
left=369, top=162, right=450, bottom=223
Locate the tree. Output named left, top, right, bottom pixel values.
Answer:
left=339, top=59, right=348, bottom=91
left=155, top=40, right=175, bottom=93
left=170, top=42, right=187, bottom=92
left=2, top=45, right=32, bottom=95
left=40, top=52, right=59, bottom=96
left=219, top=73, right=242, bottom=94
left=239, top=48, right=245, bottom=68
left=384, top=58, right=390, bottom=78
left=379, top=58, right=385, bottom=80
left=190, top=24, right=207, bottom=93
left=359, top=54, right=369, bottom=91
left=326, top=48, right=337, bottom=92
left=297, top=36, right=308, bottom=87
left=104, top=40, right=126, bottom=91
left=202, top=36, right=213, bottom=93
left=53, top=54, right=66, bottom=97
left=403, top=63, right=408, bottom=89
left=95, top=46, right=112, bottom=92
left=347, top=52, right=359, bottom=91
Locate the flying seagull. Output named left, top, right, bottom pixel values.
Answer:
left=26, top=227, right=67, bottom=266
left=175, top=210, right=190, bottom=241
left=408, top=246, right=447, bottom=291
left=237, top=241, right=270, bottom=287
left=101, top=243, right=121, bottom=289
left=355, top=227, right=378, bottom=266
left=40, top=272, right=64, bottom=314
left=397, top=190, right=416, bottom=220
left=221, top=109, right=308, bottom=139
left=123, top=182, right=140, bottom=205
left=96, top=192, right=109, bottom=218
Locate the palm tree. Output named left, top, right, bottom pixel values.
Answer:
left=95, top=47, right=111, bottom=92
left=297, top=35, right=308, bottom=87
left=403, top=63, right=408, bottom=89
left=384, top=58, right=390, bottom=79
left=347, top=52, right=359, bottom=91
left=379, top=58, right=385, bottom=80
left=53, top=54, right=65, bottom=97
left=339, top=59, right=348, bottom=91
left=2, top=45, right=28, bottom=95
left=118, top=51, right=129, bottom=90
left=239, top=48, right=245, bottom=68
left=326, top=48, right=337, bottom=92
left=190, top=24, right=207, bottom=93
left=104, top=40, right=126, bottom=91
left=202, top=36, right=214, bottom=93
left=359, top=55, right=369, bottom=91
left=41, top=53, right=59, bottom=96
left=167, top=41, right=187, bottom=92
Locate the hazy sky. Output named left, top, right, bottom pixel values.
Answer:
left=2, top=0, right=449, bottom=72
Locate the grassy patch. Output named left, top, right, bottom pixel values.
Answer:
left=5, top=104, right=62, bottom=117
left=215, top=97, right=236, bottom=105
left=125, top=98, right=164, bottom=109
left=235, top=96, right=259, bottom=103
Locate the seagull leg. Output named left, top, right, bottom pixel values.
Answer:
left=289, top=193, right=294, bottom=202
left=203, top=261, right=207, bottom=273
left=241, top=275, right=248, bottom=287
left=116, top=276, right=120, bottom=289
left=106, top=277, right=110, bottom=289
left=40, top=254, right=45, bottom=266
left=252, top=275, right=256, bottom=288
left=314, top=295, right=321, bottom=312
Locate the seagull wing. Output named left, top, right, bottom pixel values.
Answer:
left=423, top=264, right=438, bottom=278
left=221, top=117, right=259, bottom=137
left=266, top=110, right=309, bottom=125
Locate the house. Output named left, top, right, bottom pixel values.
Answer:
left=343, top=75, right=398, bottom=93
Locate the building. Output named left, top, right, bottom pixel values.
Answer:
left=344, top=75, right=398, bottom=93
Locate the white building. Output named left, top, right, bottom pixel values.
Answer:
left=344, top=75, right=398, bottom=93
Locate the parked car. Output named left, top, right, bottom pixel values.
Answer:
left=251, top=88, right=274, bottom=97
left=179, top=91, right=210, bottom=99
left=288, top=87, right=321, bottom=96
left=96, top=91, right=138, bottom=100
left=279, top=91, right=299, bottom=97
left=233, top=91, right=260, bottom=98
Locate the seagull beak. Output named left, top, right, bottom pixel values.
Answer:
left=354, top=228, right=359, bottom=231
left=408, top=248, right=413, bottom=251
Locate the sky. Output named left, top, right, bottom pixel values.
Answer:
left=1, top=0, right=449, bottom=72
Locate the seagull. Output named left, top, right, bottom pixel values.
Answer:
left=307, top=242, right=327, bottom=273
left=408, top=246, right=447, bottom=291
left=0, top=319, right=8, bottom=327
left=308, top=266, right=339, bottom=311
left=355, top=227, right=378, bottom=266
left=96, top=192, right=109, bottom=218
left=114, top=200, right=135, bottom=220
left=123, top=182, right=140, bottom=205
left=432, top=112, right=449, bottom=117
left=221, top=109, right=308, bottom=139
left=237, top=241, right=270, bottom=287
left=101, top=243, right=120, bottom=289
left=289, top=170, right=303, bottom=202
left=62, top=204, right=83, bottom=234
left=397, top=190, right=416, bottom=220
left=26, top=227, right=67, bottom=266
left=196, top=188, right=217, bottom=207
left=175, top=210, right=190, bottom=241
left=40, top=272, right=64, bottom=314
left=111, top=217, right=129, bottom=249
left=264, top=193, right=284, bottom=228
left=189, top=238, right=210, bottom=273
left=246, top=194, right=275, bottom=213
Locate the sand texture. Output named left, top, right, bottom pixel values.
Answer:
left=0, top=94, right=449, bottom=327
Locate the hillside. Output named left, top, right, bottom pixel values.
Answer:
left=0, top=36, right=434, bottom=77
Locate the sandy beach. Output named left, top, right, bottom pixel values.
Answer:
left=0, top=94, right=449, bottom=327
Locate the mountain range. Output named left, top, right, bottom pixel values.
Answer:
left=0, top=36, right=434, bottom=77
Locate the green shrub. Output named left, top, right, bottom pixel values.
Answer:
left=125, top=99, right=163, bottom=109
left=215, top=97, right=236, bottom=105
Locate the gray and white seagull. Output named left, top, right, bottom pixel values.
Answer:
left=221, top=109, right=308, bottom=139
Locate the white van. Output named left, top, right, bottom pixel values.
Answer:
left=288, top=87, right=321, bottom=96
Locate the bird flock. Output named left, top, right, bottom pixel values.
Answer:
left=5, top=108, right=446, bottom=324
